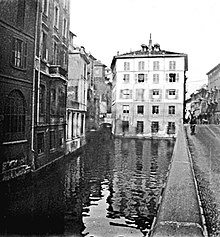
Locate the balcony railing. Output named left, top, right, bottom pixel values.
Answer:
left=49, top=65, right=67, bottom=78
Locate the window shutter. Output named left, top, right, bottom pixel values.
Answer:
left=166, top=74, right=168, bottom=82
left=159, top=89, right=162, bottom=99
left=135, top=74, right=137, bottom=83
left=175, top=89, right=179, bottom=99
left=23, top=42, right=27, bottom=68
left=176, top=73, right=179, bottom=82
left=130, top=89, right=132, bottom=99
left=166, top=89, right=168, bottom=99
left=120, top=90, right=123, bottom=99
left=12, top=38, right=16, bottom=66
left=144, top=74, right=148, bottom=82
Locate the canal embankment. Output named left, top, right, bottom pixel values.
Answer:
left=150, top=124, right=207, bottom=237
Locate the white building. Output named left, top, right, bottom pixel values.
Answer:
left=110, top=37, right=188, bottom=138
left=66, top=32, right=89, bottom=153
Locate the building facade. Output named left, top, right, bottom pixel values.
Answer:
left=0, top=0, right=37, bottom=178
left=206, top=63, right=220, bottom=124
left=33, top=0, right=70, bottom=168
left=111, top=38, right=188, bottom=138
left=66, top=35, right=89, bottom=153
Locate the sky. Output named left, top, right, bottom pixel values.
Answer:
left=70, top=0, right=220, bottom=96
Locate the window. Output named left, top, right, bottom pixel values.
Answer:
left=50, top=130, right=56, bottom=150
left=63, top=18, right=67, bottom=38
left=169, top=61, right=176, bottom=70
left=120, top=89, right=132, bottom=99
left=136, top=89, right=144, bottom=101
left=54, top=5, right=59, bottom=28
left=166, top=89, right=178, bottom=99
left=168, top=106, right=175, bottom=115
left=137, top=105, right=144, bottom=114
left=153, top=74, right=159, bottom=84
left=50, top=88, right=56, bottom=115
left=123, top=105, right=129, bottom=113
left=39, top=85, right=46, bottom=115
left=151, top=121, right=159, bottom=133
left=137, top=121, right=144, bottom=134
left=122, top=121, right=129, bottom=132
left=169, top=89, right=176, bottom=96
left=53, top=41, right=59, bottom=64
left=153, top=61, right=159, bottom=70
left=4, top=90, right=26, bottom=141
left=152, top=105, right=159, bottom=114
left=59, top=129, right=64, bottom=147
left=12, top=38, right=27, bottom=69
left=124, top=62, right=130, bottom=71
left=167, top=122, right=175, bottom=134
left=42, top=32, right=48, bottom=60
left=169, top=73, right=176, bottom=82
left=153, top=90, right=159, bottom=96
left=138, top=74, right=144, bottom=83
left=17, top=0, right=25, bottom=28
left=138, top=61, right=144, bottom=71
left=37, top=132, right=45, bottom=154
left=123, top=74, right=130, bottom=83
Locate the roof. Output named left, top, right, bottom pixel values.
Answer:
left=206, top=63, right=220, bottom=75
left=110, top=44, right=188, bottom=70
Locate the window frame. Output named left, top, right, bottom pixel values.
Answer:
left=137, top=105, right=144, bottom=115
left=168, top=105, right=175, bottom=115
left=123, top=105, right=129, bottom=113
left=152, top=105, right=159, bottom=114
left=11, top=38, right=27, bottom=70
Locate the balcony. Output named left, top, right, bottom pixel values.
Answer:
left=49, top=65, right=67, bottom=78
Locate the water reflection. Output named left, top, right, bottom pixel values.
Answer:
left=0, top=136, right=174, bottom=236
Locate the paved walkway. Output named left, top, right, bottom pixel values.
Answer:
left=150, top=125, right=206, bottom=237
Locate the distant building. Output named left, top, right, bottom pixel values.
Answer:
left=66, top=34, right=89, bottom=153
left=110, top=36, right=188, bottom=138
left=206, top=63, right=220, bottom=123
left=0, top=0, right=37, bottom=177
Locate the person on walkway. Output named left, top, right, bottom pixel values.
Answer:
left=190, top=114, right=197, bottom=135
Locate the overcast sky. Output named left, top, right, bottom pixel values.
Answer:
left=70, top=0, right=220, bottom=95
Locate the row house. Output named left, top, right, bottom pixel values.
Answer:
left=0, top=0, right=70, bottom=180
left=34, top=0, right=70, bottom=169
left=206, top=63, right=220, bottom=124
left=111, top=36, right=188, bottom=138
left=66, top=32, right=89, bottom=153
left=189, top=63, right=220, bottom=125
left=0, top=0, right=37, bottom=178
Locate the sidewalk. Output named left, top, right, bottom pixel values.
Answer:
left=150, top=125, right=206, bottom=237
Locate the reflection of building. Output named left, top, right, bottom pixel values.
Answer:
left=66, top=33, right=89, bottom=153
left=111, top=36, right=188, bottom=137
left=0, top=0, right=37, bottom=175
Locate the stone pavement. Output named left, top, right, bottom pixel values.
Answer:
left=150, top=125, right=206, bottom=237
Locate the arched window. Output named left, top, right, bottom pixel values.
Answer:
left=4, top=90, right=26, bottom=141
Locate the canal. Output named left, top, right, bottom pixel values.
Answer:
left=0, top=135, right=175, bottom=236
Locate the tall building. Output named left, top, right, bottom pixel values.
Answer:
left=0, top=0, right=37, bottom=178
left=66, top=33, right=89, bottom=153
left=33, top=0, right=70, bottom=168
left=111, top=37, right=188, bottom=138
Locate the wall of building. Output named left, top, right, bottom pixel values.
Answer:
left=0, top=0, right=37, bottom=175
left=112, top=55, right=186, bottom=137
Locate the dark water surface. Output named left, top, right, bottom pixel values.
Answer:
left=0, top=136, right=174, bottom=236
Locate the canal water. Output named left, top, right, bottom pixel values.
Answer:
left=0, top=135, right=174, bottom=237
